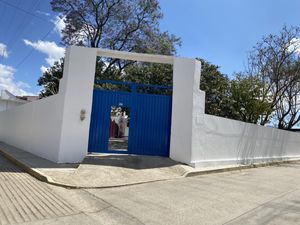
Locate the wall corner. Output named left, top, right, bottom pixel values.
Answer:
left=57, top=46, right=98, bottom=163
left=170, top=57, right=202, bottom=165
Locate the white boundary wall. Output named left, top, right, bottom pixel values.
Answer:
left=0, top=45, right=299, bottom=166
left=0, top=46, right=192, bottom=163
left=170, top=57, right=300, bottom=167
left=0, top=46, right=98, bottom=163
left=191, top=114, right=300, bottom=167
left=0, top=100, right=25, bottom=112
left=0, top=95, right=64, bottom=162
left=170, top=58, right=300, bottom=167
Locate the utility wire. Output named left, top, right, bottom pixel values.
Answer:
left=6, top=0, right=42, bottom=53
left=0, top=0, right=43, bottom=64
left=0, top=0, right=66, bottom=68
left=4, top=0, right=22, bottom=41
left=0, top=0, right=49, bottom=23
left=14, top=16, right=65, bottom=69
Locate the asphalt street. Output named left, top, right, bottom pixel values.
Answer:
left=0, top=155, right=299, bottom=225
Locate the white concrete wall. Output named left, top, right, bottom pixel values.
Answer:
left=0, top=95, right=64, bottom=162
left=190, top=114, right=300, bottom=167
left=170, top=58, right=203, bottom=165
left=0, top=46, right=98, bottom=163
left=0, top=100, right=24, bottom=112
left=57, top=47, right=97, bottom=163
left=0, top=46, right=176, bottom=163
left=169, top=57, right=300, bottom=168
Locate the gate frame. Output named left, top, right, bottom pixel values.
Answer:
left=89, top=79, right=173, bottom=156
left=59, top=46, right=205, bottom=165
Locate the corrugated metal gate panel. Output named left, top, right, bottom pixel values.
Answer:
left=88, top=88, right=172, bottom=157
left=132, top=94, right=172, bottom=156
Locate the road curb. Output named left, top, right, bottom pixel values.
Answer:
left=1, top=147, right=300, bottom=189
left=183, top=159, right=300, bottom=177
left=0, top=148, right=58, bottom=183
left=0, top=148, right=176, bottom=189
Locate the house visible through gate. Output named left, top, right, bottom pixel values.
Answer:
left=109, top=105, right=130, bottom=151
left=88, top=80, right=172, bottom=157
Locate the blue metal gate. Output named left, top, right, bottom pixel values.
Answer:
left=88, top=80, right=172, bottom=157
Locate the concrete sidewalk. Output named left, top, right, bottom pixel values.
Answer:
left=1, top=142, right=299, bottom=189
left=0, top=142, right=192, bottom=188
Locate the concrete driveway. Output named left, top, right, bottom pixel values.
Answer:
left=0, top=154, right=300, bottom=225
left=86, top=161, right=300, bottom=225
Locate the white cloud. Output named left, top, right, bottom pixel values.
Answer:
left=52, top=16, right=66, bottom=37
left=289, top=38, right=300, bottom=55
left=23, top=39, right=65, bottom=66
left=52, top=15, right=87, bottom=44
left=40, top=65, right=48, bottom=74
left=0, top=64, right=33, bottom=96
left=36, top=10, right=50, bottom=17
left=0, top=43, right=8, bottom=58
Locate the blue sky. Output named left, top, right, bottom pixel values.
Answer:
left=0, top=0, right=300, bottom=95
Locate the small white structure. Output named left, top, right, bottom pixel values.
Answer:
left=0, top=46, right=300, bottom=167
left=0, top=90, right=28, bottom=112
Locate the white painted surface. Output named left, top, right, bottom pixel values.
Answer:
left=0, top=46, right=176, bottom=163
left=169, top=58, right=203, bottom=164
left=57, top=47, right=97, bottom=163
left=0, top=100, right=23, bottom=111
left=97, top=48, right=173, bottom=64
left=0, top=90, right=28, bottom=112
left=0, top=95, right=63, bottom=162
left=0, top=46, right=97, bottom=163
left=169, top=57, right=300, bottom=168
left=191, top=114, right=300, bottom=167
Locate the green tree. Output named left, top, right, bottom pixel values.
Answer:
left=38, top=59, right=64, bottom=97
left=39, top=0, right=180, bottom=97
left=51, top=0, right=179, bottom=54
left=230, top=74, right=271, bottom=123
left=199, top=59, right=232, bottom=118
left=199, top=59, right=271, bottom=124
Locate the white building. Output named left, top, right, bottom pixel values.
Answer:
left=0, top=90, right=29, bottom=112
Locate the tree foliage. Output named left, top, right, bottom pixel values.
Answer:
left=230, top=74, right=271, bottom=123
left=40, top=2, right=300, bottom=130
left=199, top=59, right=271, bottom=124
left=199, top=59, right=232, bottom=118
left=38, top=59, right=64, bottom=97
left=247, top=25, right=300, bottom=129
left=51, top=0, right=180, bottom=55
left=39, top=0, right=180, bottom=97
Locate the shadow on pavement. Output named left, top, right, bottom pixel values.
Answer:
left=83, top=154, right=181, bottom=170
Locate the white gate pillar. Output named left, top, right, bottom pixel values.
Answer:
left=170, top=58, right=205, bottom=165
left=57, top=46, right=98, bottom=163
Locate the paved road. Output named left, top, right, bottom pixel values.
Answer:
left=87, top=162, right=300, bottom=225
left=0, top=155, right=300, bottom=225
left=0, top=156, right=141, bottom=225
